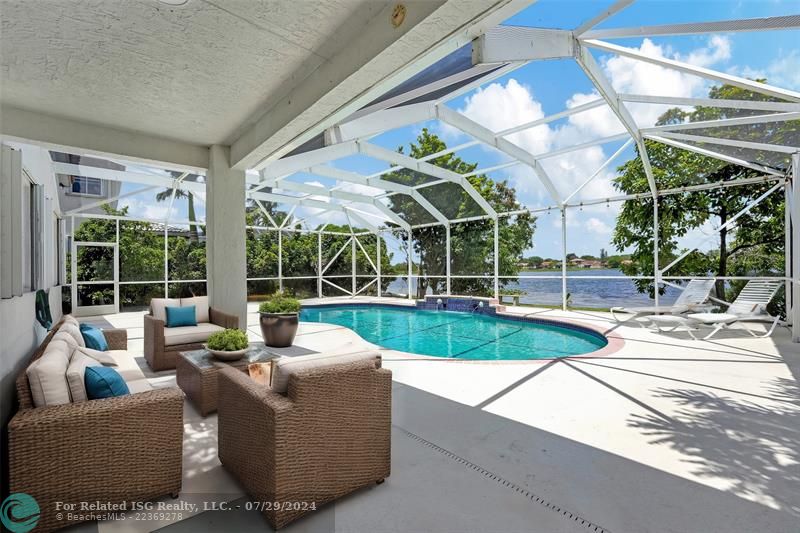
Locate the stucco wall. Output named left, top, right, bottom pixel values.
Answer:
left=1, top=143, right=63, bottom=497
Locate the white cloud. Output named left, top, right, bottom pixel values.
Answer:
left=444, top=35, right=733, bottom=211
left=118, top=197, right=171, bottom=221
left=585, top=217, right=612, bottom=235
left=733, top=49, right=800, bottom=91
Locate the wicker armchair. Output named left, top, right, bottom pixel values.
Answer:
left=144, top=306, right=238, bottom=371
left=9, top=321, right=184, bottom=533
left=217, top=359, right=391, bottom=529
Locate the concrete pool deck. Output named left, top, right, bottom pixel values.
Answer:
left=78, top=297, right=800, bottom=532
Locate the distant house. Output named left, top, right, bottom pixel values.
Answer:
left=569, top=258, right=605, bottom=269
left=52, top=151, right=123, bottom=234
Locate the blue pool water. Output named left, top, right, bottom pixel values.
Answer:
left=300, top=305, right=607, bottom=360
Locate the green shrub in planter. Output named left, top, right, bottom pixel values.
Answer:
left=206, top=329, right=249, bottom=351
left=258, top=293, right=301, bottom=314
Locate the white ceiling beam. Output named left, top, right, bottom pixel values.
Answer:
left=1, top=106, right=208, bottom=173
left=261, top=141, right=358, bottom=180
left=302, top=165, right=445, bottom=226
left=348, top=63, right=504, bottom=122
left=584, top=39, right=800, bottom=102
left=326, top=102, right=437, bottom=145
left=574, top=0, right=636, bottom=36
left=250, top=191, right=345, bottom=213
left=575, top=44, right=659, bottom=197
left=580, top=14, right=800, bottom=40
left=564, top=138, right=634, bottom=204
left=641, top=111, right=800, bottom=134
left=472, top=27, right=574, bottom=63
left=496, top=98, right=607, bottom=137
left=536, top=132, right=630, bottom=160
left=437, top=61, right=526, bottom=105
left=265, top=178, right=410, bottom=229
left=357, top=140, right=497, bottom=218
left=436, top=104, right=562, bottom=205
left=52, top=162, right=204, bottom=194
left=646, top=134, right=785, bottom=176
left=619, top=93, right=800, bottom=112
left=344, top=209, right=380, bottom=235
left=64, top=185, right=160, bottom=216
left=231, top=0, right=533, bottom=170
left=655, top=131, right=798, bottom=154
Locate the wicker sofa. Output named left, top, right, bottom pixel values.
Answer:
left=217, top=353, right=391, bottom=529
left=9, top=317, right=184, bottom=532
left=144, top=296, right=238, bottom=371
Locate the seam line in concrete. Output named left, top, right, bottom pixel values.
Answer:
left=394, top=425, right=612, bottom=533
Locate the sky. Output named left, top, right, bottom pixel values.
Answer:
left=117, top=0, right=800, bottom=263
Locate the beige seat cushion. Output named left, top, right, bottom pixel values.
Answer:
left=150, top=298, right=181, bottom=322
left=125, top=378, right=154, bottom=394
left=181, top=296, right=209, bottom=324
left=270, top=349, right=381, bottom=394
left=66, top=350, right=101, bottom=403
left=27, top=338, right=74, bottom=406
left=76, top=346, right=118, bottom=366
left=163, top=322, right=225, bottom=346
left=103, top=350, right=147, bottom=382
left=58, top=322, right=86, bottom=348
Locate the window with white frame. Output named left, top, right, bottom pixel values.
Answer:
left=68, top=176, right=103, bottom=197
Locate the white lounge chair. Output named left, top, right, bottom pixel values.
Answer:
left=610, top=279, right=716, bottom=326
left=648, top=279, right=784, bottom=340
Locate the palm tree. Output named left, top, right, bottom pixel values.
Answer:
left=156, top=172, right=200, bottom=241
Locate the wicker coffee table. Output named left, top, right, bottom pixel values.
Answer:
left=177, top=344, right=277, bottom=416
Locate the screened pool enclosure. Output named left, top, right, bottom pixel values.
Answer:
left=57, top=5, right=800, bottom=341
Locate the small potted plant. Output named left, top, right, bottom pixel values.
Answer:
left=259, top=292, right=302, bottom=347
left=205, top=328, right=250, bottom=361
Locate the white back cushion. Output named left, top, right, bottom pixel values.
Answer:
left=270, top=349, right=380, bottom=394
left=27, top=338, right=73, bottom=407
left=62, top=314, right=79, bottom=327
left=58, top=322, right=85, bottom=348
left=150, top=298, right=180, bottom=322
left=66, top=350, right=101, bottom=403
left=181, top=296, right=209, bottom=323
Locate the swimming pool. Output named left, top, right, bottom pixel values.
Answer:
left=300, top=305, right=607, bottom=360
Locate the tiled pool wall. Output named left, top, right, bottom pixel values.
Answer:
left=417, top=295, right=498, bottom=315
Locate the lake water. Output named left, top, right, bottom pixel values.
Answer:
left=505, top=269, right=680, bottom=308
left=387, top=269, right=680, bottom=309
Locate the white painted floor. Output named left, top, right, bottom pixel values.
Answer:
left=78, top=297, right=800, bottom=532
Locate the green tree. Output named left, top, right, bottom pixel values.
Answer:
left=385, top=129, right=535, bottom=297
left=612, top=82, right=790, bottom=313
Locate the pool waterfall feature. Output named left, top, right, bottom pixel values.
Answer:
left=300, top=296, right=608, bottom=360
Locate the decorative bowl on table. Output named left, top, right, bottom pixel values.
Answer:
left=204, top=346, right=249, bottom=361
left=204, top=329, right=250, bottom=361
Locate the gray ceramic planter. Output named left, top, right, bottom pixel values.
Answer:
left=259, top=312, right=299, bottom=347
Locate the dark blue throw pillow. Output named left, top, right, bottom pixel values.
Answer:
left=85, top=366, right=130, bottom=400
left=79, top=323, right=109, bottom=351
left=165, top=305, right=197, bottom=328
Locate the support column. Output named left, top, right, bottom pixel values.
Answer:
left=792, top=153, right=800, bottom=342
left=446, top=224, right=451, bottom=295
left=351, top=237, right=357, bottom=297
left=561, top=208, right=567, bottom=311
left=317, top=232, right=323, bottom=298
left=277, top=230, right=283, bottom=292
left=206, top=145, right=247, bottom=330
left=653, top=194, right=659, bottom=308
left=493, top=218, right=499, bottom=299
left=376, top=232, right=382, bottom=298
left=407, top=230, right=413, bottom=300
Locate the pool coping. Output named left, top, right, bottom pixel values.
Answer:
left=300, top=301, right=625, bottom=363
